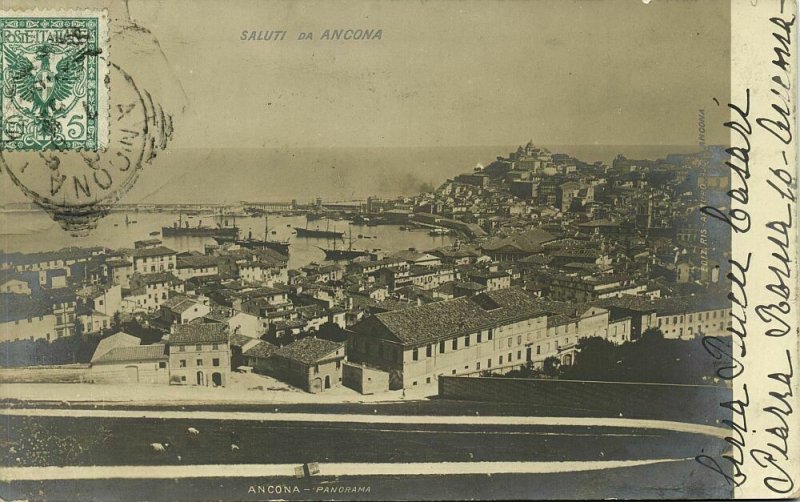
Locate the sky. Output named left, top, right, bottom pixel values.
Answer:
left=2, top=0, right=731, bottom=203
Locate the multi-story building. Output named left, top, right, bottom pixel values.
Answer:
left=654, top=296, right=731, bottom=340
left=467, top=270, right=511, bottom=291
left=106, top=258, right=135, bottom=289
left=0, top=294, right=57, bottom=342
left=160, top=296, right=212, bottom=325
left=168, top=323, right=231, bottom=387
left=175, top=255, right=220, bottom=281
left=132, top=246, right=177, bottom=275
left=348, top=288, right=549, bottom=389
left=122, top=272, right=184, bottom=313
left=549, top=273, right=648, bottom=302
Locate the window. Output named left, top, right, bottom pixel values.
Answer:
left=488, top=329, right=494, bottom=340
left=336, top=361, right=341, bottom=370
left=451, top=369, right=456, bottom=375
left=426, top=345, right=432, bottom=357
left=507, top=337, right=512, bottom=348
left=426, top=377, right=431, bottom=384
left=412, top=348, right=419, bottom=361
left=536, top=345, right=541, bottom=355
left=487, top=358, right=492, bottom=368
left=439, top=341, right=445, bottom=353
left=181, top=376, right=186, bottom=382
left=499, top=355, right=503, bottom=364
left=464, top=335, right=470, bottom=347
left=196, top=359, right=203, bottom=366
left=212, top=358, right=220, bottom=367
left=452, top=338, right=458, bottom=350
left=314, top=364, right=319, bottom=374
left=517, top=351, right=522, bottom=360
left=179, top=346, right=185, bottom=352
left=212, top=344, right=219, bottom=350
left=517, top=335, right=522, bottom=345
left=159, top=362, right=167, bottom=369
left=196, top=344, right=202, bottom=351
left=477, top=333, right=482, bottom=343
left=180, top=360, right=187, bottom=368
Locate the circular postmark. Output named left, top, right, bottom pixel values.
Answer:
left=0, top=63, right=164, bottom=235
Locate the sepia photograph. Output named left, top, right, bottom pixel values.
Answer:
left=0, top=0, right=797, bottom=500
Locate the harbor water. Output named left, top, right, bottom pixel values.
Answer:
left=0, top=211, right=456, bottom=270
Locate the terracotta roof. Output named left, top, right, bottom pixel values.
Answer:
left=352, top=288, right=548, bottom=347
left=163, top=296, right=203, bottom=314
left=243, top=340, right=278, bottom=359
left=91, top=332, right=141, bottom=362
left=177, top=255, right=219, bottom=269
left=274, top=337, right=343, bottom=365
left=481, top=228, right=556, bottom=253
left=93, top=344, right=167, bottom=364
left=136, top=272, right=182, bottom=285
left=132, top=246, right=177, bottom=258
left=170, top=323, right=228, bottom=345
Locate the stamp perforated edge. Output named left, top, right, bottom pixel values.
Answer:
left=0, top=8, right=109, bottom=151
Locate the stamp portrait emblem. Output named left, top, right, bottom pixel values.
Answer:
left=0, top=11, right=109, bottom=151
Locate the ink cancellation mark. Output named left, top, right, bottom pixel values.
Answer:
left=0, top=62, right=173, bottom=235
left=0, top=10, right=109, bottom=151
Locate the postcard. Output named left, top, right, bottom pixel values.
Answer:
left=0, top=0, right=797, bottom=500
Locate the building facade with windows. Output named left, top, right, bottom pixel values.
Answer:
left=0, top=294, right=57, bottom=343
left=269, top=337, right=345, bottom=393
left=654, top=296, right=731, bottom=340
left=132, top=246, right=177, bottom=275
left=168, top=323, right=230, bottom=387
left=348, top=288, right=549, bottom=389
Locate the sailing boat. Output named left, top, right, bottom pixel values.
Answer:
left=318, top=225, right=371, bottom=260
left=214, top=215, right=290, bottom=255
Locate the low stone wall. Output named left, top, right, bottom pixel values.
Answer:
left=0, top=364, right=90, bottom=384
left=438, top=376, right=731, bottom=424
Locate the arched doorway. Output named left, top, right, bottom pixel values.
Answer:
left=310, top=377, right=322, bottom=394
left=211, top=372, right=223, bottom=387
left=196, top=371, right=204, bottom=386
left=324, top=375, right=331, bottom=389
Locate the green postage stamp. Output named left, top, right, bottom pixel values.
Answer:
left=0, top=9, right=108, bottom=151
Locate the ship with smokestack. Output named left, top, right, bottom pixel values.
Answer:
left=293, top=219, right=345, bottom=239
left=162, top=211, right=238, bottom=238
